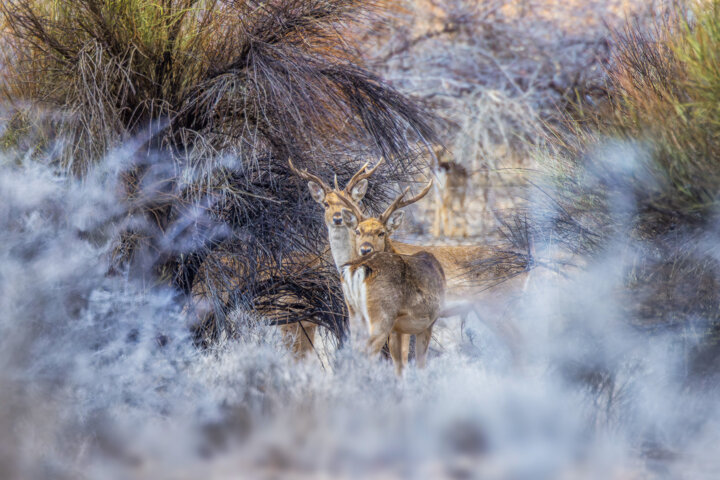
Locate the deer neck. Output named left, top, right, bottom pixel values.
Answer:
left=327, top=225, right=355, bottom=271
left=385, top=237, right=399, bottom=254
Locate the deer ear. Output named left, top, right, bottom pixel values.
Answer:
left=386, top=210, right=405, bottom=232
left=307, top=181, right=325, bottom=203
left=341, top=209, right=359, bottom=229
left=350, top=179, right=368, bottom=202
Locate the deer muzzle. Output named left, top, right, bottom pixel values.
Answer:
left=359, top=243, right=374, bottom=256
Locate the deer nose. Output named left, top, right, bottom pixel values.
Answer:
left=360, top=244, right=373, bottom=256
left=332, top=213, right=343, bottom=226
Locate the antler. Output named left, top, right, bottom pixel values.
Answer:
left=344, top=158, right=384, bottom=195
left=337, top=189, right=365, bottom=220
left=289, top=157, right=383, bottom=195
left=288, top=158, right=332, bottom=193
left=379, top=179, right=434, bottom=224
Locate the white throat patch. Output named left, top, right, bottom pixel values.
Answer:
left=328, top=226, right=355, bottom=271
left=341, top=265, right=370, bottom=332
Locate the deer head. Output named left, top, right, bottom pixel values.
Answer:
left=289, top=158, right=383, bottom=229
left=341, top=180, right=433, bottom=257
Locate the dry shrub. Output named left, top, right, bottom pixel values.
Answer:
left=0, top=0, right=441, bottom=343
left=362, top=0, right=660, bottom=234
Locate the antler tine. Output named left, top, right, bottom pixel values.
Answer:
left=379, top=179, right=434, bottom=224
left=343, top=157, right=385, bottom=194
left=342, top=161, right=369, bottom=193
left=288, top=158, right=331, bottom=193
left=379, top=186, right=409, bottom=224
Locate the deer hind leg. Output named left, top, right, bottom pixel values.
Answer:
left=280, top=322, right=314, bottom=359
left=441, top=195, right=451, bottom=237
left=415, top=325, right=434, bottom=369
left=280, top=323, right=298, bottom=355
left=296, top=321, right=317, bottom=358
left=493, top=315, right=524, bottom=369
left=433, top=192, right=443, bottom=237
left=470, top=302, right=523, bottom=368
left=389, top=332, right=404, bottom=376
left=456, top=191, right=469, bottom=238
left=401, top=333, right=413, bottom=367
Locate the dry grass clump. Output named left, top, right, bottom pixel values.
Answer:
left=0, top=0, right=441, bottom=343
left=363, top=0, right=659, bottom=234
left=1, top=0, right=436, bottom=171
left=535, top=1, right=720, bottom=377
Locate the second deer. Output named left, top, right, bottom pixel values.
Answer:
left=432, top=158, right=469, bottom=238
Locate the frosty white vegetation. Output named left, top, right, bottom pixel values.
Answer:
left=1, top=139, right=719, bottom=479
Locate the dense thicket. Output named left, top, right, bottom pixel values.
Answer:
left=0, top=0, right=440, bottom=342
left=538, top=1, right=720, bottom=377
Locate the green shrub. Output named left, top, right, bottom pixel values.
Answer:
left=536, top=1, right=720, bottom=375
left=568, top=2, right=720, bottom=222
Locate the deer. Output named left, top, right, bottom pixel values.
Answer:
left=286, top=158, right=422, bottom=361
left=257, top=156, right=526, bottom=365
left=340, top=182, right=446, bottom=375
left=432, top=156, right=470, bottom=238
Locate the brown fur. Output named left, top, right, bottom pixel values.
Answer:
left=342, top=251, right=445, bottom=375
left=342, top=185, right=527, bottom=365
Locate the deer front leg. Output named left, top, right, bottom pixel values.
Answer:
left=415, top=325, right=434, bottom=369
left=344, top=300, right=366, bottom=349
left=365, top=310, right=395, bottom=358
left=389, top=332, right=404, bottom=376
left=367, top=328, right=391, bottom=357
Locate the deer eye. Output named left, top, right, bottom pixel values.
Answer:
left=323, top=202, right=329, bottom=208
left=355, top=229, right=360, bottom=235
left=378, top=231, right=385, bottom=237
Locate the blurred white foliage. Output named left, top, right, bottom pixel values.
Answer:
left=1, top=137, right=719, bottom=479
